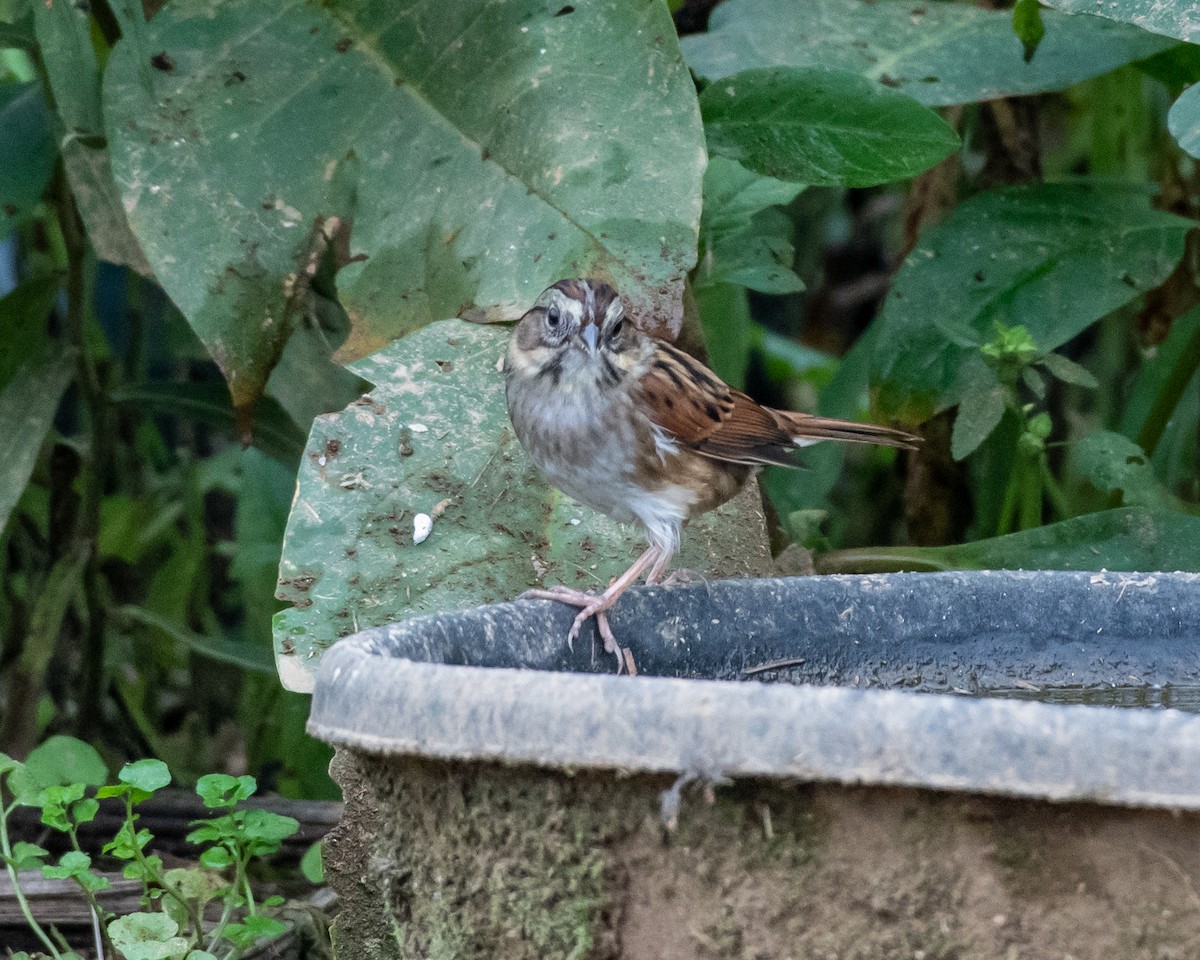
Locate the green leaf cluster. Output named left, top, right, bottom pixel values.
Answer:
left=4, top=0, right=1200, bottom=708
left=0, top=736, right=297, bottom=960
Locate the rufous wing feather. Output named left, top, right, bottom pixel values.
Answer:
left=639, top=340, right=918, bottom=467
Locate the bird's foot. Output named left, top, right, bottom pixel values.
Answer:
left=520, top=585, right=596, bottom=606
left=652, top=567, right=705, bottom=587
left=519, top=587, right=634, bottom=674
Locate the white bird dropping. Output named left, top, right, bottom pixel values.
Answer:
left=412, top=513, right=433, bottom=544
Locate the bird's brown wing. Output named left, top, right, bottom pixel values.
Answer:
left=639, top=341, right=919, bottom=467
left=638, top=341, right=802, bottom=467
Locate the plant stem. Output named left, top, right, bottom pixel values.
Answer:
left=69, top=825, right=115, bottom=957
left=1018, top=453, right=1042, bottom=530
left=995, top=456, right=1023, bottom=537
left=1040, top=457, right=1071, bottom=521
left=240, top=859, right=256, bottom=916
left=124, top=795, right=206, bottom=942
left=0, top=799, right=64, bottom=959
left=1136, top=316, right=1200, bottom=457
left=51, top=164, right=110, bottom=737
left=90, top=904, right=105, bottom=960
left=206, top=894, right=237, bottom=953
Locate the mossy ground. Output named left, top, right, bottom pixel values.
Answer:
left=325, top=751, right=1200, bottom=960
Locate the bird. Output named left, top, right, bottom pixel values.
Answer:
left=504, top=278, right=918, bottom=671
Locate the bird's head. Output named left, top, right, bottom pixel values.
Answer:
left=506, top=278, right=645, bottom=387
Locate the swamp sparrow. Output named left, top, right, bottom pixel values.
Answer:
left=505, top=278, right=917, bottom=671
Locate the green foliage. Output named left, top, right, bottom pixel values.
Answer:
left=299, top=841, right=324, bottom=885
left=1167, top=83, right=1200, bottom=158
left=0, top=738, right=298, bottom=960
left=3, top=0, right=1200, bottom=802
left=1012, top=0, right=1047, bottom=64
left=1041, top=0, right=1200, bottom=44
left=696, top=157, right=806, bottom=296
left=0, top=81, right=55, bottom=237
left=103, top=0, right=705, bottom=412
left=819, top=506, right=1200, bottom=573
left=699, top=67, right=960, bottom=186
left=872, top=184, right=1190, bottom=421
left=682, top=0, right=1174, bottom=105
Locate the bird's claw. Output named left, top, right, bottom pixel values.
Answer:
left=524, top=587, right=633, bottom=674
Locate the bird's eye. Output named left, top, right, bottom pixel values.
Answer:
left=546, top=307, right=561, bottom=329
left=611, top=319, right=624, bottom=338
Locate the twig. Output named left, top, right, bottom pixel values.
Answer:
left=742, top=657, right=807, bottom=677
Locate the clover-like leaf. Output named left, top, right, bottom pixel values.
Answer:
left=10, top=841, right=49, bottom=871
left=43, top=850, right=110, bottom=893
left=12, top=736, right=106, bottom=804
left=122, top=853, right=163, bottom=882
left=239, top=809, right=300, bottom=855
left=195, top=773, right=256, bottom=809
left=108, top=912, right=189, bottom=960
left=197, top=846, right=236, bottom=870
left=39, top=784, right=87, bottom=832
left=300, top=842, right=324, bottom=885
left=104, top=822, right=153, bottom=860
left=119, top=760, right=172, bottom=796
left=222, top=915, right=288, bottom=949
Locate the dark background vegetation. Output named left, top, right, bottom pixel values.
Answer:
left=1, top=0, right=1198, bottom=804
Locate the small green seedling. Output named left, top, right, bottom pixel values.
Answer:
left=0, top=736, right=300, bottom=960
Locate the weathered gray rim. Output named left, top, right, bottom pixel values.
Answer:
left=308, top=571, right=1200, bottom=809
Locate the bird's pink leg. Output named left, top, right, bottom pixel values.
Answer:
left=520, top=545, right=662, bottom=670
left=643, top=548, right=675, bottom=586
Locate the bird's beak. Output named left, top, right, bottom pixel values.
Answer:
left=580, top=324, right=598, bottom=354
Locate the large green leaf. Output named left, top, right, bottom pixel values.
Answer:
left=870, top=184, right=1191, bottom=422
left=818, top=506, right=1200, bottom=572
left=273, top=320, right=773, bottom=691
left=0, top=82, right=57, bottom=237
left=682, top=0, right=1175, bottom=107
left=1041, top=0, right=1200, bottom=44
left=700, top=68, right=960, bottom=186
left=103, top=0, right=704, bottom=412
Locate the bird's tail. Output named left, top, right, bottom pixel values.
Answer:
left=771, top=410, right=920, bottom=450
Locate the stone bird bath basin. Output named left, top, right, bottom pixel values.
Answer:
left=307, top=570, right=1200, bottom=960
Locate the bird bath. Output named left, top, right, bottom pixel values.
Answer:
left=306, top=570, right=1200, bottom=960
